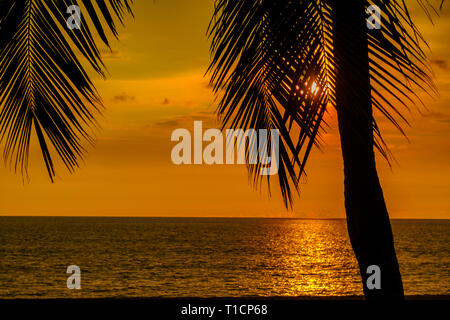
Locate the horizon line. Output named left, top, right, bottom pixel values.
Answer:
left=0, top=215, right=448, bottom=221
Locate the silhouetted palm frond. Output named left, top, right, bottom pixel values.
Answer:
left=0, top=0, right=132, bottom=180
left=207, top=0, right=441, bottom=207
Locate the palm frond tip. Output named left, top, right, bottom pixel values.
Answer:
left=0, top=0, right=133, bottom=180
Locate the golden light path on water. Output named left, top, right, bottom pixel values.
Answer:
left=253, top=219, right=361, bottom=296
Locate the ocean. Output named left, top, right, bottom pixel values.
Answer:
left=0, top=217, right=448, bottom=298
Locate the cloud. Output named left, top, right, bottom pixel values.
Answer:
left=100, top=48, right=127, bottom=61
left=113, top=93, right=136, bottom=103
left=147, top=111, right=218, bottom=130
left=430, top=59, right=450, bottom=71
left=422, top=111, right=450, bottom=123
left=203, top=81, right=227, bottom=91
left=154, top=119, right=181, bottom=128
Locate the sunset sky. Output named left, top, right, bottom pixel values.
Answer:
left=1, top=0, right=449, bottom=219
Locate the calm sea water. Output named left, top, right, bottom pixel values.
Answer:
left=0, top=217, right=448, bottom=298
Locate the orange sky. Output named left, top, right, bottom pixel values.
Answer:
left=0, top=0, right=449, bottom=218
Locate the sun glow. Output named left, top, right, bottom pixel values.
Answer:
left=312, top=81, right=319, bottom=95
left=295, top=81, right=320, bottom=96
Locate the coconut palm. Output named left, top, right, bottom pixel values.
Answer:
left=0, top=0, right=132, bottom=180
left=207, top=0, right=443, bottom=299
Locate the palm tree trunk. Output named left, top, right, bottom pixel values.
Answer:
left=331, top=0, right=404, bottom=299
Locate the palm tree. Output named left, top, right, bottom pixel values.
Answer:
left=207, top=0, right=443, bottom=299
left=0, top=0, right=132, bottom=180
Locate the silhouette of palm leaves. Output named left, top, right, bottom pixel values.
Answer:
left=0, top=0, right=132, bottom=181
left=207, top=0, right=442, bottom=207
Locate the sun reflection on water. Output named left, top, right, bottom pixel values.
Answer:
left=257, top=220, right=361, bottom=296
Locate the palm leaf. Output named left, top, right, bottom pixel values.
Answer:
left=0, top=0, right=132, bottom=180
left=207, top=0, right=441, bottom=208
